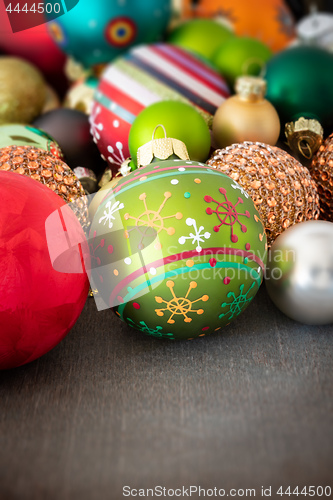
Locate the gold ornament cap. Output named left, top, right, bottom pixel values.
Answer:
left=137, top=125, right=190, bottom=167
left=235, top=76, right=267, bottom=101
left=118, top=157, right=133, bottom=177
left=285, top=117, right=323, bottom=159
left=63, top=78, right=95, bottom=115
left=65, top=57, right=92, bottom=82
left=98, top=167, right=112, bottom=188
left=98, top=158, right=133, bottom=188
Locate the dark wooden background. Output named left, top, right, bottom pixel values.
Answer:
left=1, top=285, right=332, bottom=500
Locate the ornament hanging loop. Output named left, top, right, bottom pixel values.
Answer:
left=242, top=57, right=266, bottom=79
left=137, top=124, right=190, bottom=167
left=298, top=139, right=313, bottom=160
left=285, top=118, right=323, bottom=160
left=152, top=124, right=167, bottom=141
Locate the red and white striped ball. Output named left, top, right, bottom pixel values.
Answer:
left=90, top=43, right=230, bottom=175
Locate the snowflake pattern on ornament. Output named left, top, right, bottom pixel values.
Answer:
left=126, top=318, right=175, bottom=340
left=205, top=187, right=250, bottom=243
left=219, top=282, right=256, bottom=320
left=90, top=105, right=126, bottom=167
left=178, top=218, right=211, bottom=252
left=107, top=143, right=126, bottom=167
left=124, top=192, right=183, bottom=249
left=155, top=280, right=209, bottom=324
left=90, top=105, right=103, bottom=142
left=99, top=200, right=124, bottom=229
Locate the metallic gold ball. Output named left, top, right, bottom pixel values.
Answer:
left=207, top=142, right=320, bottom=246
left=0, top=145, right=88, bottom=228
left=212, top=86, right=280, bottom=148
left=266, top=220, right=333, bottom=325
left=310, top=132, right=333, bottom=221
left=0, top=57, right=46, bottom=124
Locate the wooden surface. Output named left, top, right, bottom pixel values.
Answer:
left=1, top=286, right=332, bottom=500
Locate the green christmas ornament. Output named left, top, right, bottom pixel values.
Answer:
left=89, top=155, right=267, bottom=341
left=128, top=101, right=211, bottom=166
left=265, top=46, right=333, bottom=158
left=167, top=19, right=234, bottom=62
left=212, top=36, right=272, bottom=88
left=0, top=124, right=63, bottom=159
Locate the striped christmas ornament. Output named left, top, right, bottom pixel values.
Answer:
left=89, top=159, right=267, bottom=340
left=89, top=43, right=230, bottom=175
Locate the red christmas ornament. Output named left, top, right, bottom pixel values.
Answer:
left=0, top=1, right=67, bottom=94
left=0, top=171, right=90, bottom=370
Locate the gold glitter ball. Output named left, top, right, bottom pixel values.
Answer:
left=310, top=133, right=333, bottom=221
left=207, top=142, right=320, bottom=246
left=0, top=145, right=89, bottom=230
left=0, top=57, right=46, bottom=124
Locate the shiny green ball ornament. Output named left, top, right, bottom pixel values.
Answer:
left=265, top=46, right=333, bottom=133
left=167, top=19, right=234, bottom=62
left=89, top=157, right=267, bottom=340
left=129, top=101, right=211, bottom=166
left=212, top=36, right=272, bottom=88
left=0, top=124, right=63, bottom=159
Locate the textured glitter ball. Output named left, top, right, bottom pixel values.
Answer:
left=207, top=142, right=320, bottom=246
left=0, top=145, right=88, bottom=228
left=310, top=133, right=333, bottom=221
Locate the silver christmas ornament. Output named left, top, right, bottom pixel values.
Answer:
left=265, top=220, right=333, bottom=325
left=297, top=12, right=333, bottom=52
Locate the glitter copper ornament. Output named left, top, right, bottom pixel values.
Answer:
left=207, top=142, right=320, bottom=246
left=310, top=133, right=333, bottom=221
left=0, top=145, right=88, bottom=229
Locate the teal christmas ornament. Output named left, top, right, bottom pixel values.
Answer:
left=47, top=0, right=172, bottom=69
left=265, top=46, right=333, bottom=156
left=89, top=158, right=267, bottom=340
